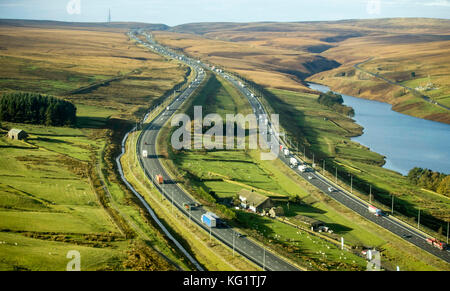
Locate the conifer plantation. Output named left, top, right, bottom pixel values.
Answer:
left=0, top=92, right=77, bottom=126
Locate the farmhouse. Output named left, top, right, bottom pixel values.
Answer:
left=238, top=189, right=273, bottom=213
left=7, top=129, right=28, bottom=140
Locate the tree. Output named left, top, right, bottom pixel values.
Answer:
left=437, top=176, right=450, bottom=196
left=0, top=92, right=76, bottom=127
left=408, top=167, right=449, bottom=197
left=317, top=91, right=354, bottom=117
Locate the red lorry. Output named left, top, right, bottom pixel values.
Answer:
left=426, top=238, right=447, bottom=250
left=155, top=174, right=164, bottom=185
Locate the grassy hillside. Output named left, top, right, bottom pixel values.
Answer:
left=0, top=23, right=191, bottom=270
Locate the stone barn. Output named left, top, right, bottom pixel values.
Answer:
left=8, top=129, right=28, bottom=140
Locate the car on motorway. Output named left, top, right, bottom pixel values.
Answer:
left=308, top=176, right=313, bottom=180
left=328, top=187, right=336, bottom=193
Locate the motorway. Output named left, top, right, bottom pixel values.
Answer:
left=130, top=30, right=449, bottom=268
left=130, top=30, right=300, bottom=271
left=219, top=68, right=450, bottom=264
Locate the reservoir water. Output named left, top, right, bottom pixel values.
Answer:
left=307, top=83, right=450, bottom=175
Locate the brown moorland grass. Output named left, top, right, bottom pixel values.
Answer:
left=153, top=31, right=339, bottom=92
left=155, top=18, right=450, bottom=123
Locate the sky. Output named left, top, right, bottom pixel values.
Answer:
left=0, top=0, right=449, bottom=26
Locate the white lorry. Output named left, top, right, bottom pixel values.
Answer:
left=283, top=148, right=290, bottom=156
left=298, top=165, right=308, bottom=173
left=290, top=157, right=299, bottom=167
left=142, top=150, right=148, bottom=158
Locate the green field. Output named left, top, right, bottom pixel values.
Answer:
left=0, top=232, right=128, bottom=271
left=0, top=24, right=194, bottom=271
left=0, top=118, right=125, bottom=270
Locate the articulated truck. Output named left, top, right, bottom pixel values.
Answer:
left=298, top=165, right=308, bottom=173
left=201, top=212, right=219, bottom=228
left=368, top=205, right=383, bottom=217
left=426, top=238, right=447, bottom=250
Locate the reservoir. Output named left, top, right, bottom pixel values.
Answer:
left=307, top=83, right=450, bottom=175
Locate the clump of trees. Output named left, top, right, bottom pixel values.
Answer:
left=317, top=91, right=355, bottom=117
left=0, top=92, right=76, bottom=126
left=407, top=167, right=449, bottom=196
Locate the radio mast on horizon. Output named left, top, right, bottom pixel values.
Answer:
left=108, top=9, right=111, bottom=23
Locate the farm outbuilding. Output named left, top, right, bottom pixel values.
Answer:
left=8, top=129, right=28, bottom=140
left=238, top=189, right=273, bottom=213
left=294, top=215, right=326, bottom=230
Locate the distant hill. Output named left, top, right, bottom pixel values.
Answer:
left=171, top=18, right=450, bottom=36
left=0, top=19, right=170, bottom=32
left=154, top=18, right=450, bottom=123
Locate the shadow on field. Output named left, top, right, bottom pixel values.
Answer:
left=283, top=203, right=327, bottom=216
left=32, top=133, right=85, bottom=138
left=76, top=116, right=109, bottom=129
left=0, top=145, right=36, bottom=150
left=33, top=137, right=71, bottom=144
left=326, top=223, right=353, bottom=234
left=235, top=211, right=275, bottom=237
left=199, top=158, right=255, bottom=164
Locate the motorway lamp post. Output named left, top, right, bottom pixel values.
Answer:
left=335, top=167, right=338, bottom=183
left=189, top=207, right=192, bottom=225
left=391, top=195, right=395, bottom=215
left=323, top=160, right=325, bottom=175
left=447, top=221, right=449, bottom=244
left=350, top=175, right=353, bottom=194
left=418, top=208, right=421, bottom=230
left=263, top=247, right=266, bottom=271
left=171, top=191, right=174, bottom=214
left=233, top=232, right=235, bottom=257
left=369, top=185, right=372, bottom=203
